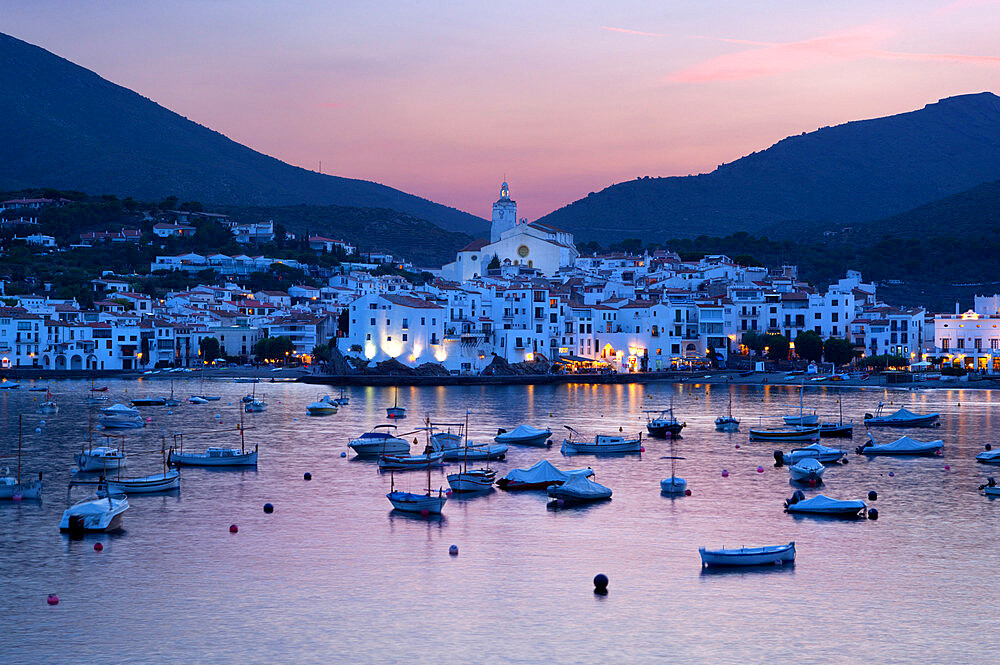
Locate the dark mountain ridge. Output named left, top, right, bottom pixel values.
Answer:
left=537, top=93, right=1000, bottom=241
left=0, top=32, right=487, bottom=235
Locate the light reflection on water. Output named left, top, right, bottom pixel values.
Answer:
left=1, top=378, right=999, bottom=664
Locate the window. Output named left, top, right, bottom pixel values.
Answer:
left=386, top=320, right=391, bottom=327
left=387, top=336, right=392, bottom=342
left=975, top=338, right=982, bottom=350
left=366, top=333, right=371, bottom=341
left=832, top=299, right=838, bottom=306
left=402, top=334, right=408, bottom=342
left=815, top=312, right=821, bottom=319
left=370, top=318, right=375, bottom=326
left=402, top=319, right=408, bottom=329
left=831, top=313, right=839, bottom=322
left=421, top=317, right=426, bottom=325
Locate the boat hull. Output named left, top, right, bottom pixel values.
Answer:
left=349, top=440, right=410, bottom=457
left=700, top=542, right=795, bottom=567
left=75, top=452, right=125, bottom=472
left=749, top=428, right=820, bottom=442
left=0, top=480, right=42, bottom=500
left=386, top=407, right=406, bottom=419
left=976, top=451, right=1000, bottom=465
left=387, top=491, right=446, bottom=514
left=819, top=424, right=853, bottom=438
left=59, top=498, right=129, bottom=532
left=168, top=450, right=258, bottom=466
left=442, top=445, right=507, bottom=461
left=660, top=477, right=687, bottom=494
left=715, top=418, right=740, bottom=432
left=647, top=422, right=685, bottom=438
left=561, top=439, right=642, bottom=454
left=306, top=406, right=338, bottom=415
left=447, top=470, right=496, bottom=492
left=494, top=432, right=551, bottom=447
left=378, top=452, right=445, bottom=470
left=864, top=415, right=939, bottom=427
left=106, top=470, right=180, bottom=493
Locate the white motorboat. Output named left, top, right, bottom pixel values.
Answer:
left=188, top=396, right=209, bottom=404
left=547, top=473, right=612, bottom=504
left=447, top=411, right=497, bottom=492
left=788, top=455, right=826, bottom=483
left=37, top=391, right=59, bottom=414
left=856, top=434, right=943, bottom=456
left=784, top=491, right=867, bottom=518
left=864, top=402, right=940, bottom=427
left=305, top=394, right=339, bottom=416
left=430, top=423, right=464, bottom=451
left=76, top=445, right=126, bottom=472
left=100, top=403, right=139, bottom=417
left=779, top=442, right=846, bottom=465
left=106, top=469, right=180, bottom=493
left=59, top=486, right=129, bottom=533
left=561, top=426, right=642, bottom=454
left=699, top=542, right=795, bottom=568
left=169, top=446, right=258, bottom=466
left=496, top=459, right=594, bottom=490
left=0, top=382, right=20, bottom=389
left=100, top=414, right=146, bottom=429
left=244, top=399, right=267, bottom=413
left=494, top=424, right=552, bottom=447
left=349, top=425, right=411, bottom=457
left=441, top=442, right=507, bottom=461
left=976, top=449, right=1000, bottom=465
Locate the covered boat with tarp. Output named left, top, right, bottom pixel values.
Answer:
left=784, top=491, right=867, bottom=518
left=494, top=425, right=552, bottom=447
left=856, top=434, right=943, bottom=456
left=863, top=403, right=939, bottom=427
left=496, top=459, right=594, bottom=490
left=547, top=473, right=612, bottom=504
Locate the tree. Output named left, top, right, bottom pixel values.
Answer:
left=742, top=331, right=767, bottom=357
left=487, top=254, right=501, bottom=270
left=311, top=343, right=331, bottom=362
left=794, top=330, right=824, bottom=363
left=824, top=337, right=855, bottom=366
left=254, top=335, right=295, bottom=362
left=764, top=333, right=789, bottom=362
left=199, top=337, right=221, bottom=363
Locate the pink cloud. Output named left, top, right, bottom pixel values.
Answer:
left=601, top=26, right=668, bottom=38
left=669, top=25, right=1000, bottom=82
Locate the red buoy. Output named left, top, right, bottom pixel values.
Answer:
left=94, top=543, right=103, bottom=552
left=684, top=489, right=692, bottom=496
left=420, top=509, right=430, bottom=517
left=229, top=524, right=239, bottom=533
left=47, top=594, right=59, bottom=605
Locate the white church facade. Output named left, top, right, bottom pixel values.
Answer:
left=441, top=182, right=579, bottom=282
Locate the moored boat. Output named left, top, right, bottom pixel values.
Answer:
left=130, top=396, right=166, bottom=406
left=244, top=399, right=267, bottom=413
left=777, top=442, right=846, bottom=465
left=169, top=446, right=258, bottom=466
left=788, top=455, right=826, bottom=483
left=977, top=449, right=1000, bottom=465
left=496, top=459, right=594, bottom=490
left=748, top=426, right=820, bottom=442
left=386, top=386, right=406, bottom=419
left=349, top=425, right=411, bottom=457
left=547, top=473, right=612, bottom=504
left=864, top=402, right=940, bottom=428
left=447, top=411, right=497, bottom=492
left=378, top=451, right=445, bottom=471
left=100, top=414, right=146, bottom=429
left=100, top=403, right=139, bottom=417
left=59, top=484, right=129, bottom=533
left=305, top=394, right=338, bottom=416
left=784, top=491, right=866, bottom=518
left=76, top=445, right=126, bottom=472
left=980, top=477, right=1000, bottom=496
left=441, top=442, right=507, bottom=461
left=561, top=426, right=642, bottom=454
left=699, top=542, right=795, bottom=568
left=645, top=408, right=685, bottom=438
left=494, top=424, right=552, bottom=447
left=856, top=434, right=943, bottom=456
left=716, top=392, right=740, bottom=432
left=106, top=469, right=180, bottom=494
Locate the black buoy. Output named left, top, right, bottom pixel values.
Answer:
left=868, top=490, right=877, bottom=501
left=263, top=503, right=274, bottom=514
left=773, top=450, right=784, bottom=468
left=593, top=573, right=609, bottom=595
left=986, top=444, right=993, bottom=451
left=868, top=508, right=879, bottom=520
left=303, top=472, right=312, bottom=481
left=67, top=514, right=85, bottom=540
left=841, top=457, right=849, bottom=465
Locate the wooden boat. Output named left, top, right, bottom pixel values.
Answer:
left=349, top=425, right=411, bottom=457
left=106, top=470, right=180, bottom=493
left=856, top=434, right=943, bottom=456
left=699, top=542, right=795, bottom=568
left=386, top=444, right=447, bottom=514
left=783, top=414, right=818, bottom=426
left=864, top=402, right=939, bottom=428
left=244, top=399, right=267, bottom=413
left=547, top=473, right=612, bottom=504
left=561, top=426, right=642, bottom=454
left=378, top=451, right=445, bottom=471
left=749, top=426, right=820, bottom=442
left=819, top=393, right=852, bottom=437
left=494, top=424, right=552, bottom=447
left=386, top=386, right=406, bottom=419
left=496, top=460, right=594, bottom=490
left=715, top=393, right=740, bottom=432
left=784, top=491, right=866, bottom=518
left=334, top=387, right=349, bottom=406
left=167, top=418, right=258, bottom=466
left=441, top=443, right=507, bottom=461
left=448, top=411, right=497, bottom=492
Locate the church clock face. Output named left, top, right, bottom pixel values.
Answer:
left=517, top=245, right=530, bottom=258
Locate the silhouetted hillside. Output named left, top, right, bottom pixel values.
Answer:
left=539, top=93, right=1000, bottom=241
left=0, top=32, right=487, bottom=235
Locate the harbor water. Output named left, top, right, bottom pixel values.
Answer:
left=2, top=378, right=998, bottom=664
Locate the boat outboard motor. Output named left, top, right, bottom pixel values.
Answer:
left=67, top=515, right=86, bottom=540
left=773, top=450, right=784, bottom=468
left=864, top=413, right=873, bottom=420
left=496, top=428, right=507, bottom=436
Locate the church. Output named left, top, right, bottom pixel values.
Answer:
left=440, top=182, right=579, bottom=282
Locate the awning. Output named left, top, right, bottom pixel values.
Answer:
left=557, top=354, right=604, bottom=363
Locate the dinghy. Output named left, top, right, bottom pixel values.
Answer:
left=864, top=403, right=939, bottom=427
left=130, top=396, right=166, bottom=406
left=378, top=451, right=445, bottom=471
left=448, top=411, right=498, bottom=492
left=441, top=442, right=507, bottom=461
left=494, top=424, right=552, bottom=447
left=748, top=426, right=820, bottom=442
left=856, top=434, right=943, bottom=456
left=106, top=470, right=180, bottom=494
left=980, top=478, right=1000, bottom=496
left=784, top=491, right=866, bottom=517
left=645, top=407, right=685, bottom=438
left=699, top=542, right=795, bottom=568
left=496, top=459, right=594, bottom=490
left=778, top=443, right=846, bottom=465
left=76, top=445, right=126, bottom=472
left=547, top=473, right=612, bottom=504
left=788, top=456, right=826, bottom=483
left=169, top=446, right=258, bottom=466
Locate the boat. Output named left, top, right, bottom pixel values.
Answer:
left=447, top=411, right=497, bottom=492
left=85, top=395, right=109, bottom=405
left=788, top=454, right=826, bottom=483
left=106, top=469, right=180, bottom=493
left=386, top=436, right=447, bottom=514
left=494, top=424, right=552, bottom=447
left=783, top=414, right=818, bottom=426
left=191, top=369, right=222, bottom=402
left=660, top=433, right=687, bottom=494
left=645, top=404, right=685, bottom=438
left=856, top=433, right=943, bottom=456
left=561, top=426, right=642, bottom=454
left=37, top=390, right=59, bottom=414
left=100, top=413, right=146, bottom=429
left=496, top=459, right=594, bottom=490
left=699, top=542, right=796, bottom=568
left=784, top=490, right=866, bottom=518
left=100, top=403, right=139, bottom=417
left=0, top=382, right=20, bottom=390
left=386, top=386, right=406, bottom=419
left=715, top=392, right=740, bottom=432
left=59, top=483, right=129, bottom=533
left=188, top=396, right=209, bottom=404
left=863, top=402, right=940, bottom=428
left=130, top=396, right=166, bottom=406
left=334, top=387, right=349, bottom=406
left=429, top=421, right=465, bottom=451
left=240, top=394, right=254, bottom=404
left=28, top=386, right=49, bottom=392
left=349, top=425, right=411, bottom=457
left=305, top=394, right=339, bottom=416
left=548, top=473, right=612, bottom=504
left=244, top=399, right=267, bottom=413
left=75, top=443, right=126, bottom=472
left=748, top=426, right=820, bottom=442
left=818, top=393, right=853, bottom=437
left=168, top=415, right=258, bottom=466
left=777, top=442, right=846, bottom=465
left=378, top=451, right=445, bottom=471
left=976, top=449, right=1000, bottom=465
left=163, top=381, right=180, bottom=407
left=441, top=442, right=507, bottom=461
left=0, top=415, right=43, bottom=499
left=980, top=477, right=1000, bottom=496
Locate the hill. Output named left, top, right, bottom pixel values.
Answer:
left=0, top=32, right=487, bottom=236
left=537, top=93, right=1000, bottom=241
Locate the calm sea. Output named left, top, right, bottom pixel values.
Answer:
left=1, top=378, right=997, bottom=664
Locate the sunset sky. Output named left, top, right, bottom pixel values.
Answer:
left=3, top=0, right=999, bottom=220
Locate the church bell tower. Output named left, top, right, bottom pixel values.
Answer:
left=490, top=181, right=518, bottom=242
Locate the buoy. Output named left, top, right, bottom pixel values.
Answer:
left=756, top=466, right=764, bottom=473
left=735, top=444, right=740, bottom=449
left=46, top=594, right=59, bottom=606
left=888, top=471, right=895, bottom=477
left=263, top=503, right=274, bottom=514
left=445, top=489, right=453, bottom=496
left=639, top=446, right=645, bottom=453
left=340, top=451, right=347, bottom=457
left=215, top=414, right=221, bottom=418
left=94, top=542, right=103, bottom=552
left=721, top=469, right=729, bottom=478
left=303, top=472, right=312, bottom=480
left=868, top=491, right=878, bottom=501
left=449, top=544, right=459, bottom=556
left=593, top=573, right=609, bottom=594
left=868, top=508, right=879, bottom=520
left=987, top=444, right=993, bottom=451
left=842, top=458, right=849, bottom=465
left=34, top=427, right=41, bottom=433
left=935, top=450, right=942, bottom=456
left=944, top=464, right=950, bottom=471
left=420, top=509, right=430, bottom=517
left=145, top=417, right=152, bottom=422
left=39, top=419, right=46, bottom=426
left=293, top=417, right=298, bottom=421
left=167, top=410, right=173, bottom=415
left=228, top=402, right=233, bottom=406
left=229, top=524, right=239, bottom=533
left=808, top=479, right=817, bottom=487
left=684, top=488, right=692, bottom=496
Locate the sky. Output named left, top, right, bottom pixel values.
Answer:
left=2, top=0, right=1000, bottom=220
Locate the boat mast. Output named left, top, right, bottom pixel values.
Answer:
left=17, top=413, right=22, bottom=484
left=425, top=418, right=432, bottom=498
left=462, top=409, right=470, bottom=475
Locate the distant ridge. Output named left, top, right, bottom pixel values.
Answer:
left=537, top=92, right=1000, bottom=241
left=0, top=32, right=487, bottom=235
